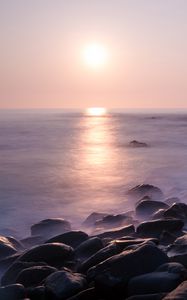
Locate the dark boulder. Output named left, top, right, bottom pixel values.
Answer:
left=31, top=218, right=71, bottom=239
left=163, top=280, right=187, bottom=299
left=75, top=237, right=104, bottom=261
left=164, top=203, right=187, bottom=221
left=46, top=231, right=89, bottom=249
left=0, top=284, right=25, bottom=300
left=136, top=200, right=168, bottom=219
left=128, top=262, right=187, bottom=296
left=66, top=287, right=99, bottom=300
left=26, top=286, right=45, bottom=300
left=88, top=244, right=168, bottom=297
left=95, top=224, right=135, bottom=240
left=126, top=294, right=166, bottom=300
left=127, top=184, right=164, bottom=201
left=45, top=269, right=87, bottom=300
left=16, top=265, right=57, bottom=287
left=1, top=261, right=47, bottom=286
left=18, top=243, right=74, bottom=267
left=151, top=209, right=166, bottom=220
left=0, top=254, right=21, bottom=274
left=159, top=231, right=177, bottom=246
left=136, top=219, right=184, bottom=238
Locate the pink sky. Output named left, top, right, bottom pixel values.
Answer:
left=0, top=0, right=187, bottom=109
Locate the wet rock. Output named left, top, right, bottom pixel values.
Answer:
left=18, top=243, right=74, bottom=268
left=128, top=262, right=187, bottom=296
left=75, top=237, right=104, bottom=261
left=16, top=265, right=57, bottom=287
left=129, top=140, right=148, bottom=148
left=45, top=269, right=87, bottom=300
left=163, top=280, right=187, bottom=299
left=6, top=236, right=24, bottom=251
left=0, top=254, right=21, bottom=273
left=151, top=209, right=166, bottom=220
left=0, top=284, right=25, bottom=300
left=1, top=261, right=47, bottom=286
left=26, top=286, right=45, bottom=300
left=170, top=253, right=187, bottom=268
left=31, top=218, right=71, bottom=239
left=136, top=219, right=184, bottom=238
left=46, top=231, right=88, bottom=249
left=95, top=214, right=133, bottom=229
left=82, top=212, right=108, bottom=227
left=21, top=236, right=45, bottom=248
left=0, top=236, right=17, bottom=259
left=165, top=197, right=180, bottom=206
left=88, top=244, right=168, bottom=297
left=127, top=184, right=164, bottom=201
left=136, top=200, right=168, bottom=219
left=159, top=231, right=177, bottom=246
left=95, top=224, right=135, bottom=240
left=78, top=242, right=123, bottom=273
left=164, top=203, right=187, bottom=221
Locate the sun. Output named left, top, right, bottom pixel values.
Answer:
left=83, top=43, right=108, bottom=69
left=86, top=107, right=107, bottom=116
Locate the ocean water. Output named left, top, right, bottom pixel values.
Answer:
left=1, top=110, right=187, bottom=237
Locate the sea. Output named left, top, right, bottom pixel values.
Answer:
left=1, top=110, right=187, bottom=237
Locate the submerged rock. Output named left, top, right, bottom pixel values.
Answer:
left=127, top=184, right=164, bottom=201
left=45, top=269, right=87, bottom=300
left=18, top=243, right=74, bottom=267
left=165, top=197, right=180, bottom=206
left=95, top=224, right=135, bottom=240
left=129, top=140, right=148, bottom=148
left=46, top=231, right=88, bottom=248
left=21, top=236, right=45, bottom=248
left=82, top=212, right=108, bottom=227
left=95, top=214, right=132, bottom=229
left=136, top=200, right=168, bottom=219
left=136, top=219, right=184, bottom=238
left=31, top=218, right=71, bottom=239
left=88, top=244, right=168, bottom=297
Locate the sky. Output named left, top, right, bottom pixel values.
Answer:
left=0, top=0, right=187, bottom=109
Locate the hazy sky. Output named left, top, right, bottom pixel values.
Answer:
left=0, top=0, right=187, bottom=109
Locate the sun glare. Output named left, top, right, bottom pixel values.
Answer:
left=83, top=43, right=108, bottom=69
left=86, top=107, right=107, bottom=116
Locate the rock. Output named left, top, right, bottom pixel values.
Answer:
left=18, top=243, right=74, bottom=267
left=82, top=212, right=108, bottom=227
left=6, top=236, right=24, bottom=251
left=136, top=200, right=168, bottom=219
left=78, top=242, right=124, bottom=273
left=151, top=209, right=166, bottom=220
left=136, top=219, right=184, bottom=238
left=129, top=140, right=148, bottom=148
left=75, top=237, right=104, bottom=261
left=163, top=280, right=187, bottom=299
left=0, top=236, right=17, bottom=259
left=95, top=224, right=135, bottom=239
left=66, top=287, right=99, bottom=300
left=165, top=197, right=180, bottom=206
left=31, top=218, right=71, bottom=239
left=88, top=244, right=168, bottom=297
left=164, top=203, right=187, bottom=221
left=0, top=254, right=21, bottom=273
left=128, top=263, right=187, bottom=296
left=45, top=269, right=87, bottom=300
left=127, top=184, right=164, bottom=201
left=26, top=286, right=45, bottom=300
left=1, top=261, right=47, bottom=286
left=170, top=253, right=187, bottom=268
left=167, top=244, right=187, bottom=257
left=94, top=214, right=133, bottom=229
left=159, top=231, right=177, bottom=246
left=46, top=231, right=88, bottom=248
left=21, top=236, right=45, bottom=248
left=0, top=284, right=25, bottom=300
left=16, top=265, right=57, bottom=287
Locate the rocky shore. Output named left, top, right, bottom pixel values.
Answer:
left=1, top=184, right=187, bottom=299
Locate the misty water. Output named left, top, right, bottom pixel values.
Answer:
left=1, top=110, right=187, bottom=238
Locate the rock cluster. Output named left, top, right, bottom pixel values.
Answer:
left=1, top=184, right=187, bottom=299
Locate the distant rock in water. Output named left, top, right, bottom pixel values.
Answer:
left=127, top=184, right=164, bottom=201
left=129, top=140, right=148, bottom=148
